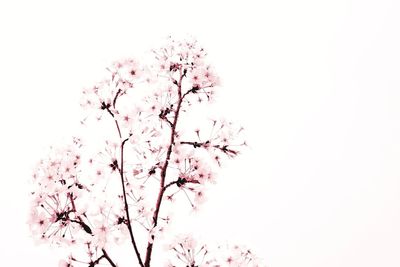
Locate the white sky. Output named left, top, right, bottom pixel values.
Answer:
left=1, top=0, right=400, bottom=266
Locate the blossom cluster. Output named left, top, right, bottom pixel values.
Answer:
left=165, top=234, right=265, bottom=267
left=29, top=37, right=261, bottom=267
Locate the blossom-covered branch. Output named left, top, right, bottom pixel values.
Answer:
left=29, top=37, right=264, bottom=267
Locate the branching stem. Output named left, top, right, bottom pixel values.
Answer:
left=102, top=249, right=117, bottom=267
left=107, top=96, right=144, bottom=267
left=144, top=68, right=185, bottom=267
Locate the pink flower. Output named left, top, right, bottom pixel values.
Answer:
left=193, top=188, right=207, bottom=206
left=58, top=259, right=73, bottom=267
left=117, top=58, right=143, bottom=83
left=29, top=37, right=260, bottom=267
left=92, top=220, right=110, bottom=248
left=29, top=210, right=49, bottom=236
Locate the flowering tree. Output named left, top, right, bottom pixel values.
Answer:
left=29, top=37, right=264, bottom=267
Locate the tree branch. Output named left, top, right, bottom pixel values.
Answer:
left=163, top=180, right=179, bottom=192
left=102, top=249, right=117, bottom=267
left=87, top=249, right=117, bottom=267
left=112, top=89, right=122, bottom=108
left=144, top=67, right=185, bottom=267
left=89, top=255, right=105, bottom=267
left=107, top=109, right=144, bottom=267
left=180, top=140, right=239, bottom=157
left=181, top=84, right=214, bottom=100
left=68, top=193, right=92, bottom=234
left=119, top=136, right=144, bottom=266
left=105, top=106, right=122, bottom=138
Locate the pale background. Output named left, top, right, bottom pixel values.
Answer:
left=1, top=0, right=400, bottom=266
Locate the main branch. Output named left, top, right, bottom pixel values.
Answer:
left=144, top=69, right=185, bottom=267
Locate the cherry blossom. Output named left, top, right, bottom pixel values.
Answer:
left=29, top=37, right=263, bottom=267
left=166, top=235, right=266, bottom=267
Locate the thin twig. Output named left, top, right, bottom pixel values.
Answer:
left=180, top=140, right=238, bottom=157
left=90, top=254, right=105, bottom=266
left=106, top=107, right=144, bottom=267
left=102, top=249, right=117, bottom=267
left=120, top=137, right=144, bottom=266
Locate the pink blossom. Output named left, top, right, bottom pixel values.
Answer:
left=58, top=259, right=73, bottom=267
left=29, top=37, right=262, bottom=267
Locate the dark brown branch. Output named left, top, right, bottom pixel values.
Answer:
left=163, top=180, right=179, bottom=191
left=180, top=140, right=239, bottom=157
left=89, top=255, right=105, bottom=267
left=165, top=178, right=200, bottom=193
left=180, top=141, right=203, bottom=148
left=68, top=193, right=92, bottom=234
left=144, top=68, right=185, bottom=267
left=104, top=105, right=122, bottom=139
left=105, top=105, right=114, bottom=118
left=106, top=110, right=144, bottom=267
left=88, top=249, right=117, bottom=267
left=165, top=118, right=173, bottom=128
left=119, top=136, right=144, bottom=266
left=159, top=105, right=174, bottom=128
left=113, top=89, right=122, bottom=108
left=102, top=249, right=117, bottom=267
left=181, top=84, right=214, bottom=99
left=69, top=219, right=92, bottom=235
